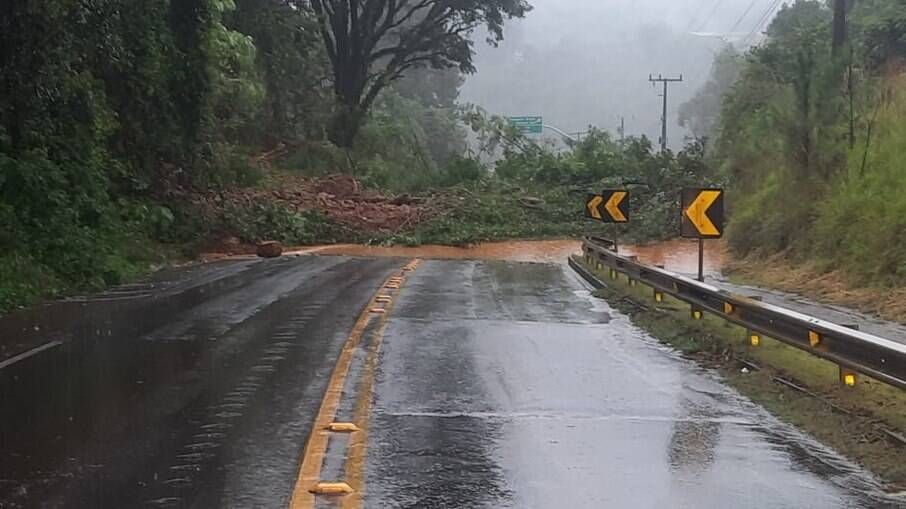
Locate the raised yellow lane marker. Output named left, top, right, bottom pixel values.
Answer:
left=340, top=267, right=407, bottom=509
left=326, top=423, right=361, bottom=433
left=289, top=260, right=419, bottom=509
left=310, top=482, right=354, bottom=495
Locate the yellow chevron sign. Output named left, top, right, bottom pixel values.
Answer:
left=604, top=191, right=628, bottom=222
left=586, top=194, right=604, bottom=220
left=586, top=191, right=630, bottom=223
left=682, top=188, right=724, bottom=238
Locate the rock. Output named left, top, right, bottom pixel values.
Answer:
left=256, top=241, right=284, bottom=258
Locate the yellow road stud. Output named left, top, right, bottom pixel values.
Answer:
left=310, top=482, right=354, bottom=495
left=326, top=422, right=361, bottom=433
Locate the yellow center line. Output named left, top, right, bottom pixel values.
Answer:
left=289, top=260, right=419, bottom=509
left=340, top=268, right=408, bottom=509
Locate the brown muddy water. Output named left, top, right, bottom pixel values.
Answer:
left=195, top=238, right=724, bottom=280
left=622, top=239, right=727, bottom=276
left=286, top=240, right=585, bottom=264
left=287, top=239, right=725, bottom=275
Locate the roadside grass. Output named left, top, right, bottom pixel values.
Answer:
left=577, top=256, right=906, bottom=488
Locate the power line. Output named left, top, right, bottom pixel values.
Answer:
left=729, top=0, right=763, bottom=33
left=696, top=0, right=723, bottom=32
left=743, top=0, right=784, bottom=45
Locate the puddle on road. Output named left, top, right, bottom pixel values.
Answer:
left=290, top=240, right=583, bottom=264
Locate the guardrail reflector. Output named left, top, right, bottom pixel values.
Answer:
left=839, top=367, right=858, bottom=387
left=654, top=291, right=664, bottom=303
left=692, top=308, right=703, bottom=320
left=809, top=331, right=821, bottom=347
left=750, top=333, right=761, bottom=347
left=724, top=303, right=735, bottom=315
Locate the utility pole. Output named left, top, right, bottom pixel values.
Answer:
left=833, top=0, right=857, bottom=147
left=648, top=74, right=683, bottom=152
left=832, top=0, right=854, bottom=56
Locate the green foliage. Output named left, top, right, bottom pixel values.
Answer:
left=717, top=1, right=846, bottom=255
left=711, top=0, right=906, bottom=288
left=852, top=0, right=906, bottom=70
left=811, top=77, right=906, bottom=284
left=394, top=118, right=718, bottom=246
left=218, top=203, right=334, bottom=245
left=395, top=180, right=588, bottom=246
left=352, top=87, right=474, bottom=193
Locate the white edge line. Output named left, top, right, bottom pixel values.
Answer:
left=0, top=340, right=64, bottom=370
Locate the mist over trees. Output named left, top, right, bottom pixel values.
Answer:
left=460, top=0, right=766, bottom=148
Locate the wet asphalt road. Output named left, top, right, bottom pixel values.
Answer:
left=0, top=256, right=400, bottom=508
left=1, top=255, right=903, bottom=508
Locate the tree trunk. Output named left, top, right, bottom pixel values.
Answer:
left=328, top=104, right=367, bottom=149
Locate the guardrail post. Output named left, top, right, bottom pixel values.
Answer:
left=839, top=324, right=860, bottom=388
left=745, top=297, right=764, bottom=346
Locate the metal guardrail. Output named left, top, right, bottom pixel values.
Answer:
left=580, top=237, right=906, bottom=390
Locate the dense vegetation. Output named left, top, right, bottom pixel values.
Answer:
left=0, top=1, right=526, bottom=310
left=686, top=0, right=906, bottom=287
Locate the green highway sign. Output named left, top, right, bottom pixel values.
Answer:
left=508, top=116, right=543, bottom=135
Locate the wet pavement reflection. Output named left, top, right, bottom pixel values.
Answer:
left=0, top=256, right=399, bottom=508
left=365, top=259, right=903, bottom=508
left=1, top=254, right=904, bottom=507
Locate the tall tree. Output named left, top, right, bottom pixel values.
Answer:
left=306, top=0, right=531, bottom=148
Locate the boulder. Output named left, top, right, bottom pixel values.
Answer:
left=256, top=241, right=284, bottom=258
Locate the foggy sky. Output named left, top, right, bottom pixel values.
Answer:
left=462, top=0, right=785, bottom=148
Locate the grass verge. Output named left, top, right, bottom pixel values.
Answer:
left=576, top=256, right=906, bottom=489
